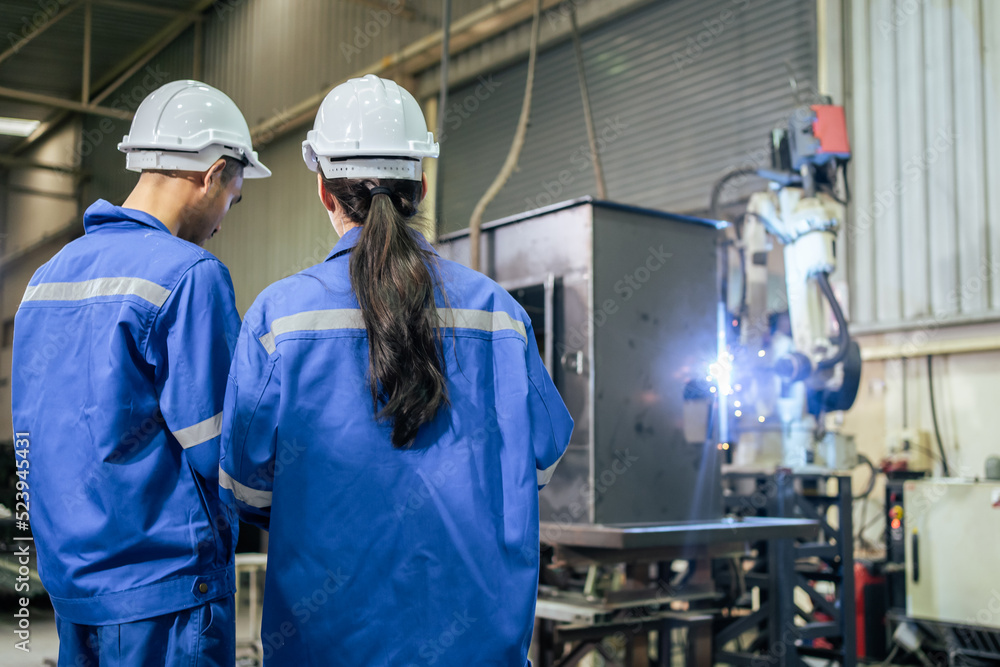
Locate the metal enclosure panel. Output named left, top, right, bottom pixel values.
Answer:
left=437, top=200, right=721, bottom=525
left=436, top=206, right=595, bottom=525
left=904, top=480, right=1000, bottom=629
left=591, top=207, right=722, bottom=523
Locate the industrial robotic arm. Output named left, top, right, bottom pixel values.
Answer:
left=731, top=103, right=861, bottom=470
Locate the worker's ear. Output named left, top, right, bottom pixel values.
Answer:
left=421, top=172, right=428, bottom=202
left=317, top=172, right=339, bottom=214
left=202, top=159, right=227, bottom=194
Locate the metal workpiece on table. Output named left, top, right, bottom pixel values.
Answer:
left=437, top=198, right=725, bottom=526
left=539, top=517, right=818, bottom=551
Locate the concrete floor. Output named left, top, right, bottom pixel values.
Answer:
left=0, top=605, right=59, bottom=666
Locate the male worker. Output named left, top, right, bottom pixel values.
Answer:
left=11, top=80, right=269, bottom=665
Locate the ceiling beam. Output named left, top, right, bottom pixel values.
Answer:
left=9, top=0, right=218, bottom=155
left=0, top=85, right=132, bottom=120
left=82, top=1, right=93, bottom=103
left=91, top=0, right=184, bottom=17
left=0, top=0, right=85, bottom=68
left=0, top=155, right=84, bottom=175
left=91, top=1, right=215, bottom=106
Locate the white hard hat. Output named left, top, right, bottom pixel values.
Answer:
left=302, top=74, right=439, bottom=181
left=118, top=80, right=270, bottom=179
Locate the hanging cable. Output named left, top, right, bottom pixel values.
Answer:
left=709, top=166, right=760, bottom=222
left=467, top=0, right=543, bottom=272
left=853, top=453, right=878, bottom=500
left=569, top=6, right=606, bottom=199
left=927, top=355, right=952, bottom=477
left=814, top=272, right=850, bottom=369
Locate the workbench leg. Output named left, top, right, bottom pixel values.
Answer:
left=632, top=633, right=650, bottom=667
left=654, top=621, right=672, bottom=667
left=536, top=618, right=556, bottom=667
left=686, top=621, right=713, bottom=667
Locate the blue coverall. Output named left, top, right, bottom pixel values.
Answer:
left=11, top=199, right=240, bottom=666
left=220, top=226, right=573, bottom=666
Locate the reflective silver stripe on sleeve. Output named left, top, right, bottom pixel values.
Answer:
left=258, top=307, right=526, bottom=353
left=537, top=452, right=565, bottom=486
left=219, top=468, right=272, bottom=509
left=172, top=412, right=223, bottom=449
left=438, top=308, right=527, bottom=339
left=21, top=277, right=171, bottom=307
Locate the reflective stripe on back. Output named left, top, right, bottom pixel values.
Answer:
left=258, top=307, right=526, bottom=354
left=259, top=309, right=365, bottom=354
left=21, top=277, right=171, bottom=308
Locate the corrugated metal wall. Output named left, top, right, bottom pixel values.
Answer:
left=202, top=0, right=487, bottom=127
left=438, top=0, right=818, bottom=233
left=847, top=0, right=1000, bottom=330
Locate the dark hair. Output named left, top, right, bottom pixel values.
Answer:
left=217, top=156, right=244, bottom=185
left=320, top=174, right=449, bottom=448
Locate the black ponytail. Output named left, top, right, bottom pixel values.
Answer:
left=320, top=175, right=448, bottom=448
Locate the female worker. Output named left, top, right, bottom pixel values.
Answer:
left=219, top=74, right=573, bottom=666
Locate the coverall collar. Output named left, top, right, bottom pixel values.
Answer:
left=84, top=199, right=172, bottom=235
left=325, top=225, right=439, bottom=262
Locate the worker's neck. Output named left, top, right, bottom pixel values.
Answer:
left=121, top=174, right=196, bottom=237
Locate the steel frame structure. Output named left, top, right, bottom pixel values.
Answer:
left=716, top=472, right=856, bottom=667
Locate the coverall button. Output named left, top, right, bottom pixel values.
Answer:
left=198, top=583, right=208, bottom=593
